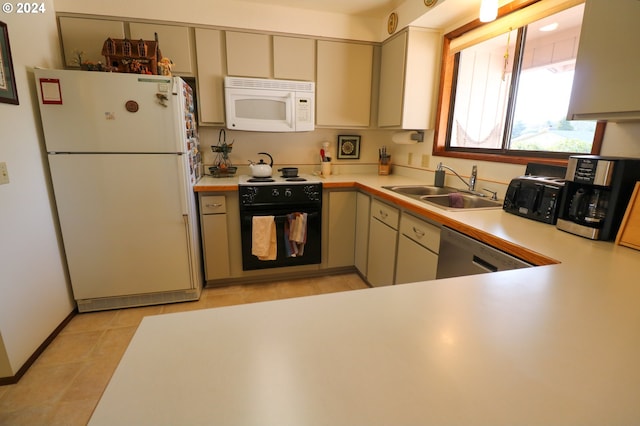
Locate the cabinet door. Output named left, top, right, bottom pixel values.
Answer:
left=316, top=40, right=373, bottom=127
left=274, top=36, right=315, bottom=81
left=202, top=213, right=230, bottom=280
left=327, top=191, right=356, bottom=268
left=354, top=192, right=370, bottom=275
left=226, top=32, right=271, bottom=78
left=59, top=17, right=125, bottom=67
left=378, top=28, right=440, bottom=129
left=129, top=23, right=194, bottom=75
left=367, top=217, right=397, bottom=287
left=568, top=0, right=640, bottom=120
left=195, top=28, right=226, bottom=125
left=396, top=235, right=438, bottom=284
left=378, top=31, right=407, bottom=127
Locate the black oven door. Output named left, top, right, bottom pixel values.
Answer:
left=240, top=206, right=321, bottom=271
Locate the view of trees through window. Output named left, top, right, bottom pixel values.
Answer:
left=447, top=3, right=599, bottom=156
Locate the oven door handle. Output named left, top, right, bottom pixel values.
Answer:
left=273, top=212, right=319, bottom=221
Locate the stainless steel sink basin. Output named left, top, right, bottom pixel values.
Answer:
left=383, top=185, right=458, bottom=196
left=420, top=194, right=502, bottom=211
left=383, top=185, right=502, bottom=211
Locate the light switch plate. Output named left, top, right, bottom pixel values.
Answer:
left=0, top=162, right=9, bottom=185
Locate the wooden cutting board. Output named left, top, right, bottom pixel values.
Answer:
left=616, top=181, right=640, bottom=251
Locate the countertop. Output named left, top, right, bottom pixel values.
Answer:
left=89, top=173, right=640, bottom=425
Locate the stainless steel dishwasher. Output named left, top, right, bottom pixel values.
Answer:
left=436, top=227, right=532, bottom=279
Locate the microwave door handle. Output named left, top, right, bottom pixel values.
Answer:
left=287, top=93, right=295, bottom=129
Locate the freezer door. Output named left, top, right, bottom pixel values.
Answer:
left=35, top=69, right=184, bottom=153
left=49, top=154, right=195, bottom=300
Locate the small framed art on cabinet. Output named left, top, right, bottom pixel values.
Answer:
left=337, top=135, right=360, bottom=159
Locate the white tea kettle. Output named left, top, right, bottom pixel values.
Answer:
left=249, top=152, right=273, bottom=177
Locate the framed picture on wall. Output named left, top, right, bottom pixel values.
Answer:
left=337, top=135, right=360, bottom=159
left=0, top=21, right=19, bottom=105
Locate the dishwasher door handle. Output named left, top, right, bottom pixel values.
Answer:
left=472, top=255, right=498, bottom=273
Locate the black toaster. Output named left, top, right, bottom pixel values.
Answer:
left=503, top=175, right=566, bottom=224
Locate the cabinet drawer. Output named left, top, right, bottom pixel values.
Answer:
left=371, top=199, right=399, bottom=230
left=201, top=195, right=226, bottom=214
left=400, top=214, right=440, bottom=253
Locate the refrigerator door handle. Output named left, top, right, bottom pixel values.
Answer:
left=182, top=213, right=195, bottom=287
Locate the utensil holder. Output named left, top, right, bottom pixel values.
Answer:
left=378, top=162, right=391, bottom=175
left=321, top=161, right=331, bottom=176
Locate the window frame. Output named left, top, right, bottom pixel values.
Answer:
left=432, top=0, right=605, bottom=167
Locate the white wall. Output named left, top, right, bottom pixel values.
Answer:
left=0, top=1, right=75, bottom=377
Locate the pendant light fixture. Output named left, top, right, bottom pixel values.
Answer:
left=479, top=0, right=498, bottom=22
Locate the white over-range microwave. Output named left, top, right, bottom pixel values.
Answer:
left=224, top=76, right=315, bottom=132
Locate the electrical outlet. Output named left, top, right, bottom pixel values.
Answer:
left=407, top=153, right=413, bottom=165
left=421, top=154, right=430, bottom=168
left=0, top=162, right=9, bottom=185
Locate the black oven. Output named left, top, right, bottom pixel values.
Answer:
left=239, top=179, right=322, bottom=271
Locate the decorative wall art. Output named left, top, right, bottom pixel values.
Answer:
left=387, top=12, right=398, bottom=34
left=337, top=135, right=361, bottom=159
left=0, top=21, right=18, bottom=105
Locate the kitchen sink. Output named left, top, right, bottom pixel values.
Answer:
left=420, top=194, right=502, bottom=210
left=383, top=185, right=502, bottom=211
left=383, top=185, right=458, bottom=196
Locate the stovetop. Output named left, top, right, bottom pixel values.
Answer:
left=238, top=174, right=321, bottom=185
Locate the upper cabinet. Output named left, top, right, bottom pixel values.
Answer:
left=273, top=36, right=315, bottom=81
left=59, top=16, right=125, bottom=67
left=567, top=0, right=640, bottom=121
left=58, top=17, right=194, bottom=75
left=225, top=31, right=272, bottom=78
left=57, top=15, right=382, bottom=129
left=378, top=28, right=441, bottom=129
left=194, top=28, right=226, bottom=125
left=225, top=32, right=315, bottom=81
left=316, top=40, right=374, bottom=128
left=129, top=23, right=195, bottom=75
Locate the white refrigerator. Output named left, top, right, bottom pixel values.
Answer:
left=35, top=68, right=203, bottom=312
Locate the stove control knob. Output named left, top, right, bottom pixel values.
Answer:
left=284, top=188, right=292, bottom=197
left=271, top=188, right=280, bottom=197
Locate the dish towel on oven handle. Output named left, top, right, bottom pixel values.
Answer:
left=252, top=215, right=277, bottom=260
left=284, top=212, right=307, bottom=257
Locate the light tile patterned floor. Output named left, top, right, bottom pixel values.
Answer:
left=0, top=273, right=368, bottom=425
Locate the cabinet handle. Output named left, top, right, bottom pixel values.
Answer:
left=206, top=203, right=223, bottom=208
left=412, top=226, right=425, bottom=238
left=379, top=209, right=388, bottom=219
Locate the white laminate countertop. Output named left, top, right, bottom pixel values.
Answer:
left=89, top=173, right=640, bottom=425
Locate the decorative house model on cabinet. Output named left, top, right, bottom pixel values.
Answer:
left=102, top=38, right=161, bottom=74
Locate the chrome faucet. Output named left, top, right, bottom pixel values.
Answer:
left=437, top=163, right=482, bottom=195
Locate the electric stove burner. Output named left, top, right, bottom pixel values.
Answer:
left=238, top=174, right=321, bottom=185
left=247, top=177, right=275, bottom=183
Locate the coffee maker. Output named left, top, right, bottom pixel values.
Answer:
left=556, top=155, right=640, bottom=240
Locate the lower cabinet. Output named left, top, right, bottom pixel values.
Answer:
left=198, top=189, right=439, bottom=286
left=326, top=190, right=357, bottom=268
left=395, top=214, right=440, bottom=284
left=354, top=192, right=371, bottom=276
left=367, top=199, right=399, bottom=287
left=199, top=194, right=231, bottom=280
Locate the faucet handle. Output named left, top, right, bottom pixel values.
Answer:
left=482, top=188, right=498, bottom=201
